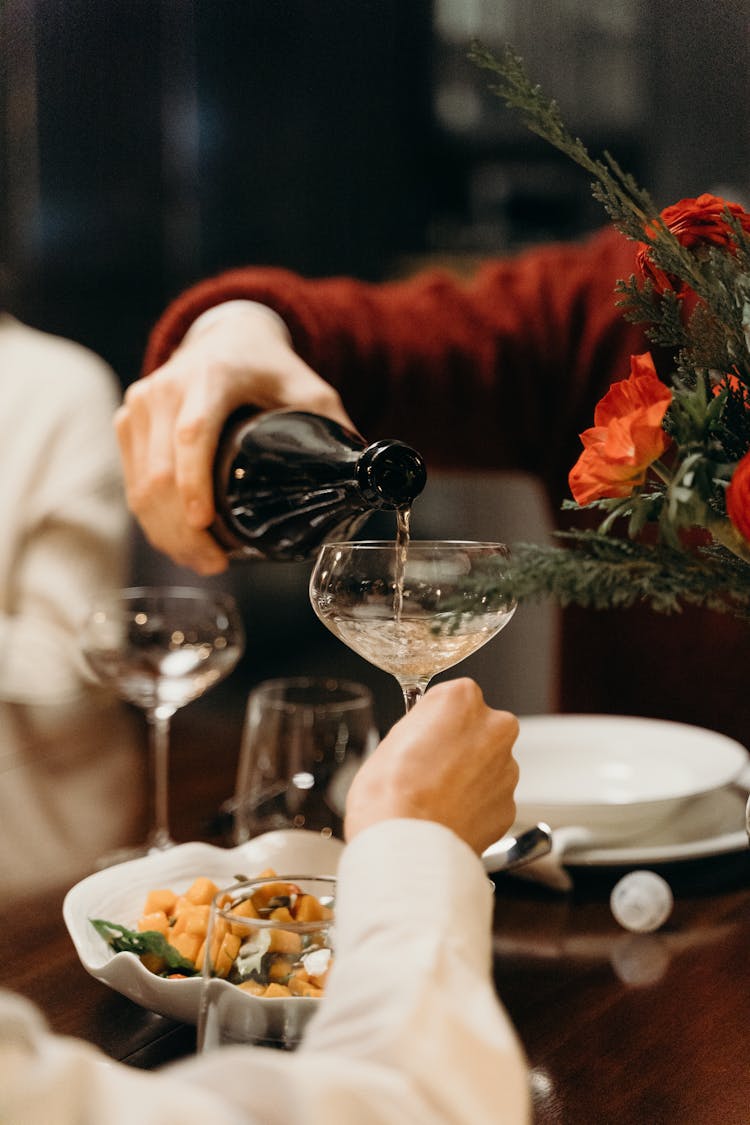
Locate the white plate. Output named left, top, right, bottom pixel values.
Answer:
left=513, top=714, right=748, bottom=838
left=63, top=830, right=344, bottom=1025
left=562, top=785, right=749, bottom=866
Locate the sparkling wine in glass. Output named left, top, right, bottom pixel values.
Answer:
left=309, top=540, right=517, bottom=713
left=80, top=586, right=245, bottom=861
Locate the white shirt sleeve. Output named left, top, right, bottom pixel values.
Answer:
left=0, top=318, right=130, bottom=704
left=0, top=821, right=530, bottom=1125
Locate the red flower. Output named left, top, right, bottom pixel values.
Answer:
left=636, top=193, right=750, bottom=314
left=726, top=451, right=750, bottom=542
left=569, top=353, right=672, bottom=506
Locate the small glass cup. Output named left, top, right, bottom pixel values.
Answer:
left=198, top=874, right=336, bottom=1052
left=231, top=677, right=378, bottom=844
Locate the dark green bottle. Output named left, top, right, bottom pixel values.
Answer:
left=212, top=409, right=427, bottom=561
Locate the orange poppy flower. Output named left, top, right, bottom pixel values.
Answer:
left=569, top=354, right=672, bottom=506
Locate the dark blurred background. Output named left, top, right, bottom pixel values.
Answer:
left=3, top=0, right=749, bottom=385
left=2, top=0, right=749, bottom=734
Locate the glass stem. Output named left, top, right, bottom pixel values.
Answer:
left=400, top=681, right=429, bottom=713
left=145, top=705, right=176, bottom=850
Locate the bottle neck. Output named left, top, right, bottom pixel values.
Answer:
left=356, top=439, right=427, bottom=509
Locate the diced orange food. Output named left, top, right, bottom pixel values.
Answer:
left=268, top=956, right=295, bottom=982
left=264, top=982, right=292, bottom=998
left=227, top=898, right=259, bottom=937
left=238, top=979, right=266, bottom=995
left=211, top=915, right=230, bottom=945
left=137, top=911, right=170, bottom=937
left=143, top=889, right=178, bottom=917
left=184, top=876, right=220, bottom=906
left=184, top=904, right=211, bottom=935
left=266, top=928, right=303, bottom=955
left=171, top=905, right=205, bottom=937
left=250, top=880, right=300, bottom=910
left=130, top=869, right=333, bottom=997
left=213, top=931, right=242, bottom=978
left=169, top=931, right=203, bottom=964
left=289, top=975, right=324, bottom=998
left=171, top=894, right=192, bottom=917
left=294, top=894, right=332, bottom=923
left=269, top=906, right=295, bottom=923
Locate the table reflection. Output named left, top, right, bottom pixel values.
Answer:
left=0, top=690, right=145, bottom=898
left=493, top=915, right=740, bottom=987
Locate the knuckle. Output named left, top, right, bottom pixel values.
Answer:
left=121, top=382, right=142, bottom=411
left=175, top=413, right=209, bottom=447
left=491, top=707, right=519, bottom=738
left=445, top=676, right=480, bottom=701
left=504, top=712, right=521, bottom=742
left=127, top=464, right=174, bottom=511
left=148, top=463, right=176, bottom=492
left=314, top=384, right=344, bottom=412
left=124, top=374, right=159, bottom=404
left=125, top=480, right=150, bottom=513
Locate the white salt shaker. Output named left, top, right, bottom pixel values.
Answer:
left=610, top=870, right=673, bottom=933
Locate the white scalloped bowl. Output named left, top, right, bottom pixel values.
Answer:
left=63, top=830, right=344, bottom=1025
left=513, top=714, right=748, bottom=839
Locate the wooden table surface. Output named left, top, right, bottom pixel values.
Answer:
left=1, top=686, right=748, bottom=1125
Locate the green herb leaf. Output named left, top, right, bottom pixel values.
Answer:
left=90, top=918, right=197, bottom=973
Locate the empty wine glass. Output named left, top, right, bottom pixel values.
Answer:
left=231, top=677, right=379, bottom=844
left=80, top=586, right=245, bottom=862
left=309, top=540, right=517, bottom=712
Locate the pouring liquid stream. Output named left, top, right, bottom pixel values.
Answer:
left=393, top=505, right=427, bottom=712
left=394, top=506, right=411, bottom=625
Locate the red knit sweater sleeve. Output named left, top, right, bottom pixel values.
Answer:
left=142, top=227, right=647, bottom=509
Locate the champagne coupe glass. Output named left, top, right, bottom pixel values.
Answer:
left=309, top=540, right=517, bottom=713
left=80, top=586, right=245, bottom=860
